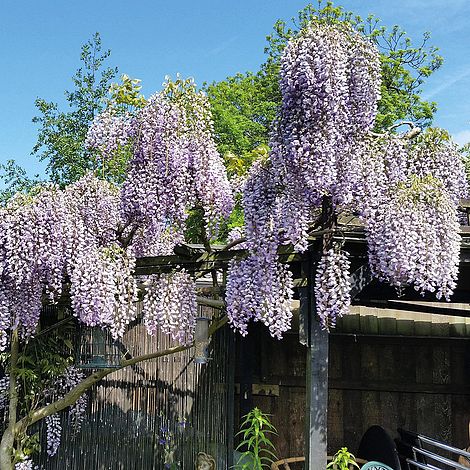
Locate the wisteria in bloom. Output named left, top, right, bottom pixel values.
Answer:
left=0, top=77, right=234, bottom=349
left=344, top=131, right=467, bottom=299
left=177, top=83, right=234, bottom=236
left=228, top=22, right=468, bottom=334
left=85, top=106, right=135, bottom=162
left=43, top=367, right=87, bottom=456
left=0, top=174, right=127, bottom=347
left=226, top=160, right=294, bottom=338
left=143, top=270, right=197, bottom=345
left=0, top=375, right=9, bottom=410
left=227, top=24, right=381, bottom=334
left=226, top=226, right=247, bottom=250
left=70, top=244, right=137, bottom=338
left=366, top=174, right=461, bottom=299
left=46, top=413, right=61, bottom=456
left=409, top=128, right=468, bottom=205
left=270, top=23, right=382, bottom=222
left=226, top=256, right=294, bottom=338
left=14, top=458, right=37, bottom=470
left=121, top=83, right=234, bottom=256
left=314, top=249, right=351, bottom=329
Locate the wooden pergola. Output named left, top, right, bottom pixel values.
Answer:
left=132, top=206, right=470, bottom=470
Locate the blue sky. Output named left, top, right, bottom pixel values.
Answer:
left=1, top=0, right=470, bottom=179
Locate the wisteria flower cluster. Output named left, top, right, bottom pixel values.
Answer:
left=228, top=22, right=468, bottom=334
left=0, top=78, right=234, bottom=349
left=14, top=458, right=38, bottom=470
left=44, top=366, right=88, bottom=456
left=121, top=82, right=234, bottom=256
left=142, top=270, right=197, bottom=345
left=227, top=23, right=381, bottom=334
left=85, top=105, right=135, bottom=163
left=0, top=175, right=129, bottom=347
left=226, top=159, right=294, bottom=338
left=70, top=244, right=138, bottom=339
left=314, top=249, right=351, bottom=329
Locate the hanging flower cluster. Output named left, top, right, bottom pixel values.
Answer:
left=45, top=413, right=61, bottom=456
left=0, top=375, right=9, bottom=410
left=142, top=270, right=197, bottom=345
left=121, top=81, right=234, bottom=256
left=226, top=159, right=294, bottom=338
left=14, top=459, right=37, bottom=470
left=85, top=106, right=136, bottom=162
left=271, top=23, right=382, bottom=232
left=228, top=22, right=468, bottom=334
left=0, top=78, right=234, bottom=349
left=0, top=175, right=129, bottom=347
left=314, top=249, right=351, bottom=329
left=44, top=366, right=88, bottom=456
left=227, top=23, right=381, bottom=334
left=70, top=244, right=138, bottom=339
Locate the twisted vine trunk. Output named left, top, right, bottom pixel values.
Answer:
left=0, top=329, right=19, bottom=470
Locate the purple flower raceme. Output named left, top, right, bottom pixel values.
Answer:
left=314, top=249, right=351, bottom=329
left=42, top=367, right=88, bottom=456
left=14, top=459, right=38, bottom=470
left=121, top=87, right=234, bottom=257
left=85, top=106, right=136, bottom=162
left=0, top=80, right=233, bottom=348
left=46, top=413, right=61, bottom=457
left=143, top=270, right=197, bottom=345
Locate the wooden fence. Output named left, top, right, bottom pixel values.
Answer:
left=235, top=310, right=470, bottom=462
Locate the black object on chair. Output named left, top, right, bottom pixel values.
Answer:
left=357, top=426, right=402, bottom=470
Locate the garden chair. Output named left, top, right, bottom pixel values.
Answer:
left=397, top=428, right=470, bottom=470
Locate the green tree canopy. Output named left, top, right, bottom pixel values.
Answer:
left=31, top=33, right=118, bottom=185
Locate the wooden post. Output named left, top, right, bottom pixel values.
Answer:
left=301, top=261, right=329, bottom=470
left=305, top=316, right=329, bottom=469
left=302, top=196, right=334, bottom=469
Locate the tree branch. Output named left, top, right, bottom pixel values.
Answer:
left=220, top=237, right=246, bottom=251
left=0, top=329, right=19, bottom=470
left=14, top=313, right=229, bottom=433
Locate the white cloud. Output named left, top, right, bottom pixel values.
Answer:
left=452, top=129, right=470, bottom=146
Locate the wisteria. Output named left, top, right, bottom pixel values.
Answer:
left=226, top=159, right=294, bottom=338
left=14, top=458, right=37, bottom=470
left=44, top=367, right=88, bottom=456
left=0, top=78, right=233, bottom=349
left=121, top=81, right=234, bottom=256
left=0, top=375, right=9, bottom=410
left=45, top=413, right=61, bottom=457
left=70, top=244, right=138, bottom=339
left=314, top=249, right=351, bottom=329
left=85, top=106, right=135, bottom=163
left=227, top=23, right=382, bottom=334
left=1, top=19, right=469, bottom=468
left=227, top=22, right=468, bottom=334
left=142, top=270, right=197, bottom=345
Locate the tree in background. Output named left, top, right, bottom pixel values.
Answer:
left=31, top=33, right=118, bottom=186
left=206, top=0, right=443, bottom=172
